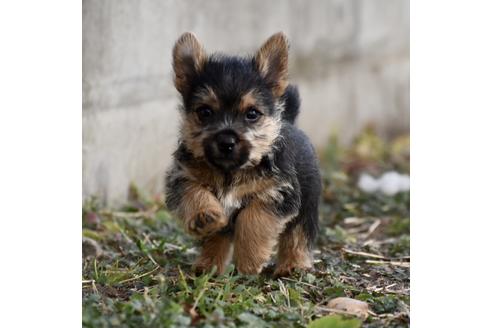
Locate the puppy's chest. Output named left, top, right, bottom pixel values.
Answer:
left=215, top=179, right=278, bottom=218
left=217, top=190, right=243, bottom=218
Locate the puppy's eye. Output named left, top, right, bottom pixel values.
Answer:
left=196, top=106, right=213, bottom=122
left=245, top=107, right=262, bottom=122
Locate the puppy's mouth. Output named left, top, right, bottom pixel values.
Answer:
left=203, top=130, right=250, bottom=172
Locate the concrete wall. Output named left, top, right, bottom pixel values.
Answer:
left=83, top=0, right=409, bottom=205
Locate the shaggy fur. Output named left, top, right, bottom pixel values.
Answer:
left=165, top=32, right=321, bottom=276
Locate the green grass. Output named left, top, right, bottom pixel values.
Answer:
left=82, top=129, right=410, bottom=327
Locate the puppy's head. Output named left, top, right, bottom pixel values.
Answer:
left=172, top=32, right=289, bottom=172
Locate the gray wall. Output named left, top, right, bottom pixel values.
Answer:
left=83, top=0, right=409, bottom=205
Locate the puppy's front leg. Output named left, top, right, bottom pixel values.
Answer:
left=166, top=174, right=227, bottom=238
left=233, top=201, right=285, bottom=275
left=194, top=233, right=233, bottom=275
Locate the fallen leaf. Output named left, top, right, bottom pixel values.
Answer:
left=82, top=237, right=103, bottom=258
left=327, top=297, right=369, bottom=320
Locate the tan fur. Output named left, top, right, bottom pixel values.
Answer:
left=181, top=160, right=224, bottom=188
left=178, top=181, right=228, bottom=238
left=182, top=160, right=281, bottom=201
left=173, top=32, right=207, bottom=95
left=233, top=201, right=286, bottom=274
left=194, top=233, right=233, bottom=275
left=255, top=32, right=289, bottom=97
left=193, top=86, right=220, bottom=111
left=181, top=86, right=220, bottom=159
left=181, top=119, right=206, bottom=158
left=274, top=225, right=313, bottom=277
left=231, top=177, right=278, bottom=200
left=238, top=90, right=282, bottom=166
left=219, top=177, right=283, bottom=217
left=239, top=90, right=260, bottom=114
left=244, top=114, right=282, bottom=165
left=180, top=161, right=285, bottom=214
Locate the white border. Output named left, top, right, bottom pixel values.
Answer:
left=2, top=0, right=492, bottom=326
left=0, top=1, right=81, bottom=327
left=412, top=0, right=492, bottom=326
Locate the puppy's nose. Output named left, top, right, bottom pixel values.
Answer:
left=215, top=132, right=238, bottom=154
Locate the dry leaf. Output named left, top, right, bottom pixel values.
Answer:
left=327, top=297, right=370, bottom=320
left=82, top=237, right=103, bottom=258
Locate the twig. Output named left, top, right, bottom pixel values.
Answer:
left=343, top=248, right=410, bottom=262
left=365, top=260, right=410, bottom=268
left=278, top=279, right=290, bottom=308
left=92, top=280, right=99, bottom=294
left=346, top=226, right=371, bottom=234
left=280, top=277, right=321, bottom=290
left=191, top=286, right=208, bottom=312
left=384, top=288, right=410, bottom=295
left=118, top=266, right=160, bottom=284
left=362, top=219, right=381, bottom=239
left=142, top=247, right=161, bottom=267
left=339, top=275, right=357, bottom=281
left=342, top=248, right=387, bottom=259
left=344, top=217, right=366, bottom=225
left=82, top=279, right=99, bottom=293
left=99, top=210, right=149, bottom=219
left=117, top=227, right=134, bottom=244
left=367, top=285, right=384, bottom=293
left=99, top=207, right=160, bottom=220
left=363, top=238, right=395, bottom=247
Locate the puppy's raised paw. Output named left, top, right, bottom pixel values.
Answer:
left=187, top=210, right=227, bottom=238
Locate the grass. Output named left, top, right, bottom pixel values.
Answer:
left=82, top=128, right=410, bottom=328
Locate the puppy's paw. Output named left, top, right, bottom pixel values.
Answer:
left=273, top=265, right=294, bottom=278
left=193, top=259, right=221, bottom=275
left=187, top=210, right=227, bottom=237
left=236, top=263, right=264, bottom=275
left=273, top=263, right=313, bottom=278
left=234, top=257, right=267, bottom=275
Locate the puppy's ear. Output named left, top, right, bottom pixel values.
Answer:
left=173, top=32, right=206, bottom=96
left=254, top=32, right=289, bottom=98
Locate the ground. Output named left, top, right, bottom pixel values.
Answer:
left=82, top=128, right=410, bottom=328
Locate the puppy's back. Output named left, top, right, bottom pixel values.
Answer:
left=276, top=123, right=321, bottom=245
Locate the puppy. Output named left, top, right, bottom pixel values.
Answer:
left=165, top=32, right=321, bottom=276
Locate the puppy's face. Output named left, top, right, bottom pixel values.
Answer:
left=172, top=32, right=289, bottom=171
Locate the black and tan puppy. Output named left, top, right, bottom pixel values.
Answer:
left=165, top=32, right=321, bottom=276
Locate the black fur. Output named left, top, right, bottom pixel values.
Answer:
left=164, top=169, right=187, bottom=212
left=183, top=55, right=300, bottom=124
left=272, top=124, right=321, bottom=246
left=185, top=55, right=275, bottom=116
left=281, top=85, right=301, bottom=124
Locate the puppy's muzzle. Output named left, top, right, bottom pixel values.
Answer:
left=203, top=129, right=250, bottom=171
left=215, top=130, right=238, bottom=157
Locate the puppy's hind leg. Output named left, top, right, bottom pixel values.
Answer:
left=274, top=225, right=313, bottom=277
